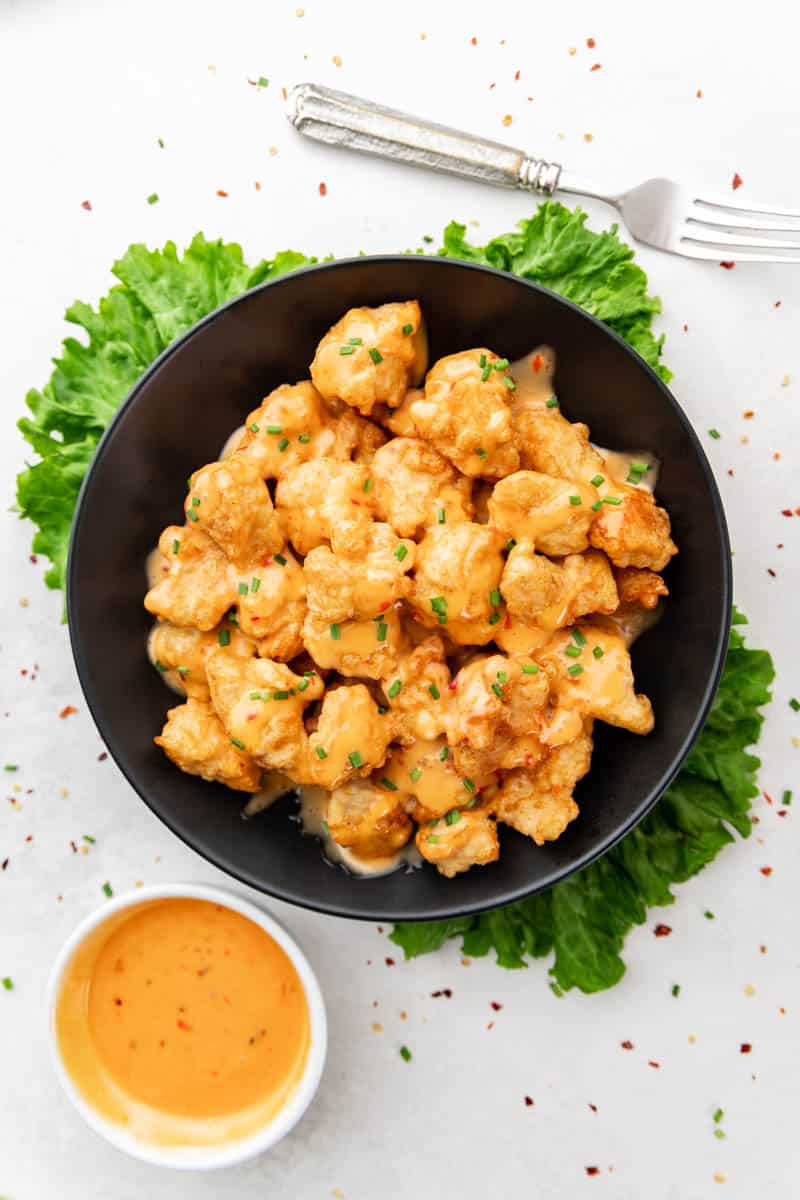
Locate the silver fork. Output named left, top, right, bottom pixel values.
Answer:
left=287, top=83, right=800, bottom=265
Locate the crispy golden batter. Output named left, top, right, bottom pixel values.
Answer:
left=382, top=738, right=476, bottom=817
left=371, top=436, right=473, bottom=537
left=326, top=778, right=413, bottom=858
left=301, top=607, right=404, bottom=679
left=383, top=637, right=452, bottom=744
left=308, top=684, right=394, bottom=789
left=409, top=523, right=506, bottom=645
left=145, top=525, right=238, bottom=632
left=500, top=544, right=618, bottom=629
left=409, top=349, right=519, bottom=478
left=487, top=471, right=599, bottom=556
left=148, top=621, right=254, bottom=700
left=613, top=566, right=669, bottom=610
left=416, top=806, right=499, bottom=877
left=536, top=625, right=654, bottom=734
left=275, top=459, right=377, bottom=557
left=491, top=730, right=592, bottom=845
left=513, top=402, right=605, bottom=483
left=186, top=457, right=284, bottom=568
left=447, top=654, right=549, bottom=778
left=236, top=548, right=307, bottom=661
left=155, top=699, right=262, bottom=792
left=589, top=484, right=677, bottom=571
left=311, top=301, right=426, bottom=415
left=303, top=524, right=416, bottom=622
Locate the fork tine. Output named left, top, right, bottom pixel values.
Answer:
left=694, top=195, right=800, bottom=222
left=682, top=229, right=800, bottom=252
left=688, top=211, right=800, bottom=234
left=679, top=243, right=800, bottom=265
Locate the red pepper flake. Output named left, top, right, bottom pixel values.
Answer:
left=59, top=705, right=77, bottom=719
left=732, top=172, right=744, bottom=190
left=486, top=1021, right=494, bottom=1030
left=524, top=1095, right=534, bottom=1106
left=740, top=1042, right=752, bottom=1053
left=586, top=1167, right=600, bottom=1176
left=177, top=1019, right=192, bottom=1031
left=319, top=181, right=327, bottom=196
left=767, top=568, right=776, bottom=578
left=254, top=181, right=262, bottom=191
left=764, top=793, right=774, bottom=807
left=281, top=86, right=288, bottom=101
left=620, top=1040, right=634, bottom=1050
left=727, top=469, right=734, bottom=477
left=587, top=37, right=596, bottom=47
left=648, top=1060, right=660, bottom=1069
left=775, top=300, right=782, bottom=308
left=431, top=988, right=453, bottom=998
left=25, top=835, right=32, bottom=843
left=490, top=1001, right=503, bottom=1011
left=760, top=866, right=773, bottom=876
left=778, top=543, right=784, bottom=548
left=514, top=69, right=520, bottom=80
left=782, top=509, right=793, bottom=517
left=488, top=82, right=496, bottom=89
left=97, top=751, right=108, bottom=761
left=683, top=323, right=689, bottom=332
left=81, top=200, right=92, bottom=211
left=29, top=554, right=38, bottom=564
left=743, top=409, right=754, bottom=419
left=588, top=1102, right=598, bottom=1112
left=216, top=189, right=229, bottom=197
left=470, top=36, right=477, bottom=45
left=385, top=957, right=395, bottom=967
left=778, top=809, right=788, bottom=817
left=720, top=261, right=736, bottom=269
left=654, top=923, right=672, bottom=937
left=696, top=88, right=703, bottom=98
left=70, top=840, right=78, bottom=854
left=590, top=63, right=602, bottom=71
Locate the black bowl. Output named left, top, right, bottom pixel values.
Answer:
left=67, top=256, right=731, bottom=922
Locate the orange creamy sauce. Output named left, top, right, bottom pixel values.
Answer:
left=56, top=899, right=310, bottom=1146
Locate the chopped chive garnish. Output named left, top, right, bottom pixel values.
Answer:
left=218, top=629, right=231, bottom=647
left=172, top=538, right=180, bottom=554
left=249, top=691, right=263, bottom=700
left=488, top=612, right=500, bottom=624
left=348, top=750, right=364, bottom=768
left=572, top=629, right=586, bottom=647
left=187, top=508, right=199, bottom=522
left=569, top=494, right=582, bottom=505
left=481, top=363, right=491, bottom=382
left=380, top=777, right=398, bottom=791
left=402, top=323, right=413, bottom=335
left=445, top=809, right=461, bottom=825
left=427, top=834, right=439, bottom=844
left=266, top=424, right=283, bottom=434
left=192, top=496, right=201, bottom=507
left=387, top=680, right=402, bottom=699
left=463, top=778, right=475, bottom=793
left=504, top=538, right=517, bottom=552
left=177, top=666, right=189, bottom=677
left=274, top=553, right=287, bottom=566
left=430, top=596, right=447, bottom=615
left=102, top=882, right=113, bottom=898
left=227, top=608, right=238, bottom=624
left=591, top=500, right=602, bottom=511
left=250, top=422, right=260, bottom=432
left=339, top=345, right=356, bottom=356
left=348, top=336, right=363, bottom=345
left=493, top=357, right=509, bottom=370
left=522, top=664, right=539, bottom=674
left=497, top=670, right=507, bottom=683
left=155, top=660, right=168, bottom=672
left=502, top=375, right=516, bottom=391
left=437, top=507, right=446, bottom=524
left=369, top=347, right=383, bottom=364
left=410, top=767, right=422, bottom=782
left=491, top=682, right=504, bottom=697
left=315, top=747, right=327, bottom=760
left=278, top=437, right=290, bottom=452
left=705, top=910, right=715, bottom=919
left=83, top=834, right=96, bottom=844
left=545, top=396, right=559, bottom=408
left=238, top=581, right=249, bottom=595
left=363, top=476, right=372, bottom=493
left=231, top=737, right=245, bottom=749
left=147, top=192, right=159, bottom=205
left=251, top=577, right=261, bottom=593
left=3, top=765, right=18, bottom=772
left=273, top=690, right=290, bottom=700
left=321, top=819, right=330, bottom=835
left=437, top=613, right=448, bottom=625
left=476, top=448, right=488, bottom=459
left=489, top=589, right=501, bottom=607
left=258, top=75, right=269, bottom=87
left=603, top=496, right=622, bottom=506
left=428, top=684, right=440, bottom=700
left=298, top=677, right=310, bottom=692
left=567, top=664, right=584, bottom=677
left=713, top=1107, right=724, bottom=1124
left=394, top=544, right=408, bottom=562
left=439, top=745, right=449, bottom=761
left=591, top=474, right=605, bottom=487
left=790, top=698, right=800, bottom=712
left=329, top=623, right=341, bottom=640
left=377, top=622, right=388, bottom=642
left=1, top=977, right=13, bottom=990
left=298, top=433, right=311, bottom=443
left=714, top=1129, right=726, bottom=1141
left=593, top=645, right=604, bottom=659
left=565, top=645, right=581, bottom=658
left=672, top=983, right=681, bottom=997
left=783, top=790, right=792, bottom=805
left=479, top=354, right=487, bottom=368
left=708, top=428, right=721, bottom=439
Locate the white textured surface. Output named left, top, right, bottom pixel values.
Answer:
left=1, top=1, right=798, bottom=1196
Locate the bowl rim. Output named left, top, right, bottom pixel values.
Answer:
left=46, top=881, right=327, bottom=1169
left=66, top=253, right=732, bottom=922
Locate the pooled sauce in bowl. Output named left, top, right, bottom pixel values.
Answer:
left=55, top=898, right=310, bottom=1147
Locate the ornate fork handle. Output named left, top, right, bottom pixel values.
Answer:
left=287, top=82, right=563, bottom=195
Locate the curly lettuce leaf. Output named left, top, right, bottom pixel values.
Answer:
left=391, top=612, right=774, bottom=991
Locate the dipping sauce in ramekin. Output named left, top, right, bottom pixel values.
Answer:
left=47, top=884, right=326, bottom=1168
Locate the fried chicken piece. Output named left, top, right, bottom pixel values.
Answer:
left=382, top=738, right=479, bottom=817
left=371, top=437, right=473, bottom=537
left=144, top=525, right=238, bottom=632
left=416, top=806, right=499, bottom=878
left=308, top=684, right=394, bottom=790
left=325, top=778, right=413, bottom=858
left=155, top=699, right=262, bottom=792
left=491, top=729, right=592, bottom=845
left=536, top=625, right=654, bottom=734
left=447, top=653, right=549, bottom=777
left=236, top=548, right=307, bottom=661
left=613, top=566, right=670, bottom=610
left=186, top=457, right=284, bottom=568
left=500, top=543, right=618, bottom=630
left=487, top=471, right=599, bottom=557
left=301, top=606, right=404, bottom=679
left=310, top=300, right=426, bottom=416
left=409, top=523, right=506, bottom=645
left=340, top=409, right=388, bottom=462
left=275, top=460, right=377, bottom=557
left=303, top=524, right=416, bottom=622
left=513, top=404, right=605, bottom=483
left=148, top=621, right=255, bottom=700
left=205, top=651, right=324, bottom=778
left=409, top=349, right=519, bottom=478
left=383, top=637, right=451, bottom=744
left=589, top=485, right=677, bottom=571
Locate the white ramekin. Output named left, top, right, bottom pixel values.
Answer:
left=46, top=882, right=327, bottom=1169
